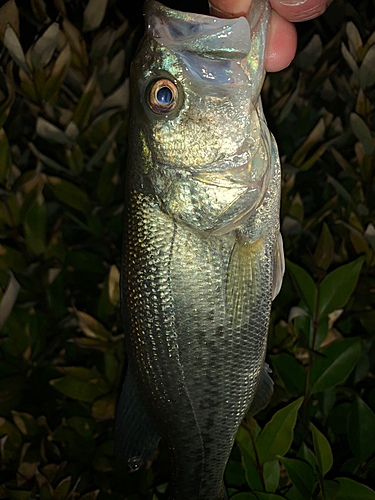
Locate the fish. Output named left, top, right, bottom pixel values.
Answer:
left=114, top=0, right=284, bottom=498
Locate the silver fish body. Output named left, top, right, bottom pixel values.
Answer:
left=115, top=1, right=284, bottom=498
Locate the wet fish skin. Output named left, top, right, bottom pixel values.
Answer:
left=115, top=1, right=284, bottom=499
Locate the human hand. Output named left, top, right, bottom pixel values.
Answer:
left=209, top=0, right=332, bottom=72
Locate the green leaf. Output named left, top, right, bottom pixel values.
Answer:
left=347, top=396, right=375, bottom=462
left=241, top=451, right=263, bottom=491
left=256, top=397, right=303, bottom=464
left=108, top=265, right=120, bottom=307
left=231, top=494, right=285, bottom=500
left=0, top=77, right=15, bottom=130
left=87, top=121, right=122, bottom=170
left=310, top=422, right=333, bottom=476
left=323, top=481, right=340, bottom=500
left=270, top=353, right=306, bottom=396
left=54, top=477, right=71, bottom=500
left=67, top=415, right=95, bottom=439
left=72, top=70, right=96, bottom=131
left=0, top=417, right=22, bottom=464
left=78, top=490, right=99, bottom=500
left=66, top=144, right=84, bottom=174
left=297, top=442, right=317, bottom=470
left=36, top=117, right=72, bottom=145
left=50, top=367, right=110, bottom=402
left=298, top=34, right=322, bottom=68
left=263, top=460, right=280, bottom=493
left=286, top=260, right=317, bottom=314
left=289, top=192, right=304, bottom=223
left=30, top=22, right=59, bottom=69
left=252, top=494, right=286, bottom=500
left=310, top=338, right=361, bottom=394
left=318, top=257, right=364, bottom=317
left=226, top=494, right=257, bottom=500
left=314, top=223, right=334, bottom=270
left=236, top=420, right=260, bottom=464
left=96, top=145, right=120, bottom=205
left=43, top=43, right=71, bottom=101
left=91, top=395, right=115, bottom=420
left=285, top=486, right=304, bottom=500
left=76, top=311, right=112, bottom=340
left=28, top=143, right=73, bottom=176
left=350, top=113, right=374, bottom=155
left=11, top=411, right=39, bottom=437
left=360, top=45, right=375, bottom=89
left=0, top=128, right=11, bottom=182
left=341, top=42, right=359, bottom=77
left=279, top=457, right=316, bottom=498
left=0, top=272, right=20, bottom=331
left=0, top=244, right=27, bottom=273
left=0, top=1, right=20, bottom=41
left=65, top=250, right=104, bottom=274
left=336, top=478, right=375, bottom=499
left=4, top=490, right=33, bottom=500
left=327, top=403, right=351, bottom=434
left=24, top=195, right=46, bottom=257
left=291, top=118, right=325, bottom=167
left=3, top=25, right=30, bottom=73
left=313, top=315, right=328, bottom=350
left=225, top=461, right=246, bottom=488
left=327, top=175, right=355, bottom=208
left=46, top=176, right=91, bottom=214
left=83, top=0, right=109, bottom=32
left=346, top=22, right=362, bottom=55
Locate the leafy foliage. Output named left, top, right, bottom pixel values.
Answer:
left=0, top=0, right=374, bottom=499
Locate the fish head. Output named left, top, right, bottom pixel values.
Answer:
left=128, top=0, right=272, bottom=234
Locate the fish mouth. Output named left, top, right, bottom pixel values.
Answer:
left=157, top=139, right=269, bottom=192
left=144, top=0, right=251, bottom=61
left=152, top=147, right=270, bottom=236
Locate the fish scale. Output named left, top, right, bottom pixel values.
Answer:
left=115, top=0, right=284, bottom=498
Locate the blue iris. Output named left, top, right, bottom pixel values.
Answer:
left=157, top=86, right=172, bottom=105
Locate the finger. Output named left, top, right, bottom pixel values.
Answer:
left=209, top=0, right=252, bottom=17
left=209, top=0, right=297, bottom=72
left=265, top=10, right=297, bottom=72
left=270, top=0, right=330, bottom=22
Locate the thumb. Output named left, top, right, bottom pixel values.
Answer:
left=270, top=0, right=332, bottom=22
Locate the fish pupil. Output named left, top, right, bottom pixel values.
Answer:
left=157, top=86, right=172, bottom=105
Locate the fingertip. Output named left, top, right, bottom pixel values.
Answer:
left=265, top=11, right=297, bottom=72
left=270, top=0, right=328, bottom=23
left=209, top=0, right=252, bottom=17
left=209, top=0, right=298, bottom=73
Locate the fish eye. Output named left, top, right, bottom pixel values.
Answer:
left=147, top=79, right=179, bottom=114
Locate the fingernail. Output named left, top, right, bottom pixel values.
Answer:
left=209, top=2, right=231, bottom=18
left=208, top=1, right=244, bottom=18
left=278, top=0, right=308, bottom=5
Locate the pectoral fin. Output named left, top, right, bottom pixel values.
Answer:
left=248, top=363, right=274, bottom=416
left=272, top=232, right=285, bottom=300
left=226, top=234, right=263, bottom=327
left=114, top=367, right=161, bottom=470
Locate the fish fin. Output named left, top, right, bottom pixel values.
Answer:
left=114, top=368, right=161, bottom=470
left=272, top=232, right=285, bottom=300
left=226, top=234, right=263, bottom=327
left=248, top=363, right=274, bottom=417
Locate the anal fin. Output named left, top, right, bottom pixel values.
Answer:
left=114, top=367, right=161, bottom=470
left=248, top=363, right=274, bottom=417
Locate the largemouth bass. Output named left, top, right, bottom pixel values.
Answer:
left=115, top=1, right=284, bottom=498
